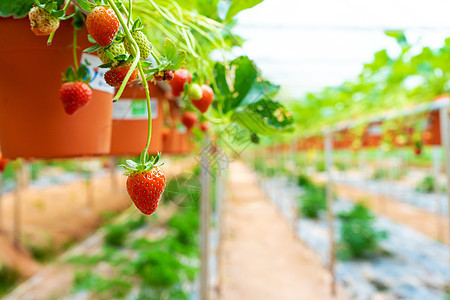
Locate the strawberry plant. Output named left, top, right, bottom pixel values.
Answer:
left=338, top=202, right=388, bottom=260
left=298, top=184, right=327, bottom=219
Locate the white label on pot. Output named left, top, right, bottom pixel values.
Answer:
left=80, top=53, right=115, bottom=94
left=112, top=98, right=158, bottom=120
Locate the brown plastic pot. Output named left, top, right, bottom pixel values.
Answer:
left=0, top=18, right=113, bottom=159
left=110, top=83, right=163, bottom=156
left=163, top=127, right=191, bottom=155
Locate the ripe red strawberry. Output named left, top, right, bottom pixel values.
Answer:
left=29, top=5, right=60, bottom=36
left=104, top=65, right=138, bottom=88
left=191, top=85, right=214, bottom=113
left=0, top=157, right=8, bottom=172
left=200, top=121, right=210, bottom=133
left=182, top=112, right=198, bottom=130
left=169, top=69, right=192, bottom=97
left=124, top=154, right=166, bottom=215
left=86, top=6, right=119, bottom=47
left=59, top=82, right=92, bottom=115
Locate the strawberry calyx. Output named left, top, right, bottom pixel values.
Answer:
left=34, top=0, right=75, bottom=20
left=62, top=65, right=91, bottom=85
left=120, top=152, right=164, bottom=176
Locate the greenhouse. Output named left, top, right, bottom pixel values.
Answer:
left=0, top=0, right=449, bottom=299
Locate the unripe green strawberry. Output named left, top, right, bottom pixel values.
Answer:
left=97, top=43, right=127, bottom=64
left=124, top=30, right=151, bottom=59
left=187, top=84, right=202, bottom=100
left=29, top=5, right=60, bottom=36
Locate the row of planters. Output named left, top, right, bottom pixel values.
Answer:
left=4, top=166, right=202, bottom=299
left=68, top=168, right=202, bottom=299
left=253, top=164, right=449, bottom=299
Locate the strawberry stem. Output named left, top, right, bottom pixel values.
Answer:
left=107, top=0, right=154, bottom=163
left=73, top=26, right=78, bottom=70
left=106, top=0, right=140, bottom=102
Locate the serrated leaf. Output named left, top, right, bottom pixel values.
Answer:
left=0, top=0, right=34, bottom=18
left=164, top=39, right=177, bottom=61
left=140, top=61, right=153, bottom=68
left=169, top=50, right=187, bottom=70
left=84, top=44, right=103, bottom=53
left=77, top=0, right=94, bottom=12
left=44, top=1, right=52, bottom=12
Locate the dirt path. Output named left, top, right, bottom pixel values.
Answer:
left=335, top=184, right=449, bottom=245
left=219, top=162, right=346, bottom=300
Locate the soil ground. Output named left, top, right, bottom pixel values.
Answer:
left=218, top=162, right=347, bottom=300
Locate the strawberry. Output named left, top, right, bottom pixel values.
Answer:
left=200, top=121, right=210, bottom=133
left=104, top=65, right=138, bottom=88
left=182, top=112, right=198, bottom=130
left=153, top=70, right=174, bottom=82
left=86, top=6, right=119, bottom=47
left=124, top=30, right=151, bottom=59
left=0, top=157, right=8, bottom=173
left=187, top=83, right=202, bottom=100
left=97, top=43, right=127, bottom=64
left=59, top=82, right=92, bottom=115
left=169, top=69, right=192, bottom=97
left=29, top=5, right=60, bottom=36
left=123, top=154, right=166, bottom=215
left=191, top=85, right=214, bottom=113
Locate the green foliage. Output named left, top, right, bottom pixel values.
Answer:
left=338, top=203, right=388, bottom=260
left=299, top=185, right=327, bottom=219
left=316, top=160, right=326, bottom=172
left=0, top=0, right=34, bottom=18
left=297, top=174, right=313, bottom=188
left=103, top=224, right=128, bottom=248
left=415, top=175, right=436, bottom=193
left=73, top=272, right=132, bottom=298
left=0, top=266, right=20, bottom=296
left=213, top=56, right=294, bottom=135
left=28, top=242, right=57, bottom=262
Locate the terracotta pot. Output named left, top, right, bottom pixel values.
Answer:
left=110, top=82, right=163, bottom=155
left=163, top=127, right=191, bottom=155
left=0, top=18, right=113, bottom=159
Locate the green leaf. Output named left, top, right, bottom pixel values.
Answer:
left=51, top=9, right=64, bottom=18
left=140, top=61, right=153, bottom=68
left=232, top=98, right=294, bottom=135
left=65, top=66, right=75, bottom=82
left=98, top=62, right=113, bottom=68
left=84, top=44, right=103, bottom=53
left=77, top=0, right=95, bottom=12
left=126, top=160, right=138, bottom=168
left=114, top=54, right=128, bottom=61
left=225, top=0, right=263, bottom=22
left=60, top=13, right=75, bottom=20
left=0, top=0, right=34, bottom=18
left=104, top=50, right=115, bottom=60
left=77, top=65, right=88, bottom=81
left=164, top=39, right=177, bottom=61
left=169, top=50, right=187, bottom=70
left=88, top=34, right=97, bottom=44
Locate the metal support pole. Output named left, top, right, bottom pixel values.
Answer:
left=13, top=163, right=23, bottom=250
left=200, top=139, right=211, bottom=300
left=439, top=107, right=450, bottom=246
left=324, top=131, right=336, bottom=296
left=432, top=146, right=443, bottom=241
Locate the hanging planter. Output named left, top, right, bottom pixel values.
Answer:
left=110, top=82, right=164, bottom=156
left=0, top=17, right=113, bottom=159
